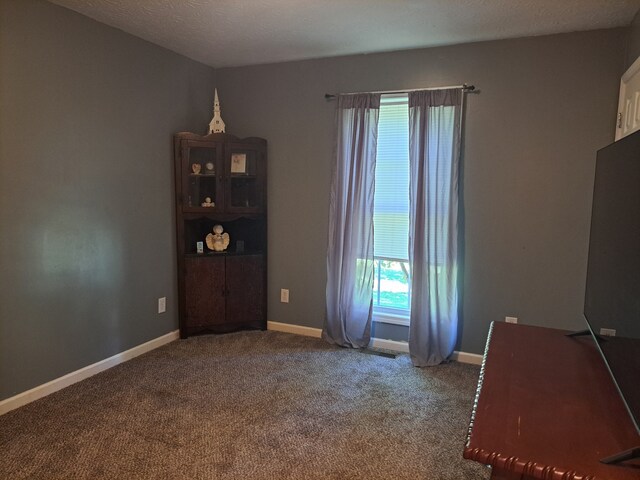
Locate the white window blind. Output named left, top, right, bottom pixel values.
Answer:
left=374, top=94, right=409, bottom=261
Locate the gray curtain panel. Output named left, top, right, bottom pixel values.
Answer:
left=408, top=89, right=462, bottom=366
left=323, top=93, right=381, bottom=348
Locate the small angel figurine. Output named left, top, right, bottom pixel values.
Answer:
left=201, top=197, right=214, bottom=207
left=206, top=224, right=230, bottom=252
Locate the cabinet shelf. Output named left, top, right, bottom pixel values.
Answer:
left=181, top=212, right=262, bottom=221
left=184, top=250, right=263, bottom=257
left=183, top=207, right=220, bottom=214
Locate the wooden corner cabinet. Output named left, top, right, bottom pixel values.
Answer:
left=173, top=132, right=267, bottom=338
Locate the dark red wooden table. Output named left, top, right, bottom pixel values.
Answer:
left=464, top=322, right=640, bottom=480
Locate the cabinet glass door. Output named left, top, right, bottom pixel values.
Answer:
left=182, top=142, right=222, bottom=212
left=226, top=144, right=265, bottom=213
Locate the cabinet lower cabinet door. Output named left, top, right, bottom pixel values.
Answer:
left=225, top=255, right=265, bottom=328
left=184, top=256, right=226, bottom=328
left=183, top=254, right=265, bottom=333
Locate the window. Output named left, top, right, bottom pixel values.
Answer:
left=373, top=94, right=411, bottom=325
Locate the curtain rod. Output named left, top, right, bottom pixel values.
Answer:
left=324, top=84, right=475, bottom=99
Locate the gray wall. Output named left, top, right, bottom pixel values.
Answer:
left=627, top=9, right=640, bottom=68
left=0, top=0, right=215, bottom=400
left=215, top=29, right=626, bottom=354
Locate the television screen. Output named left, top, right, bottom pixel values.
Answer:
left=584, top=130, right=640, bottom=436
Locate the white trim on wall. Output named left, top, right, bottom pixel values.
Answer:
left=370, top=337, right=409, bottom=353
left=267, top=321, right=322, bottom=338
left=267, top=321, right=483, bottom=365
left=450, top=351, right=483, bottom=365
left=0, top=330, right=180, bottom=416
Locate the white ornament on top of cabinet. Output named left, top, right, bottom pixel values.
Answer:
left=209, top=88, right=226, bottom=134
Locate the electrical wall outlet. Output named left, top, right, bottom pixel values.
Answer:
left=158, top=297, right=166, bottom=314
left=600, top=328, right=616, bottom=337
left=280, top=289, right=289, bottom=303
left=505, top=316, right=518, bottom=324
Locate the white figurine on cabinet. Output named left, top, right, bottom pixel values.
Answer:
left=206, top=224, right=230, bottom=252
left=201, top=197, right=214, bottom=207
left=208, top=89, right=226, bottom=134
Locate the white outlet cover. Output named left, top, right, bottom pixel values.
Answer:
left=280, top=289, right=289, bottom=303
left=158, top=297, right=166, bottom=313
left=599, top=328, right=616, bottom=336
left=505, top=316, right=518, bottom=324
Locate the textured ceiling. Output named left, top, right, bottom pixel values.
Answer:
left=48, top=0, right=640, bottom=68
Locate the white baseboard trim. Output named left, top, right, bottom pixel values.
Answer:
left=267, top=321, right=322, bottom=338
left=0, top=329, right=180, bottom=416
left=370, top=337, right=410, bottom=353
left=450, top=351, right=483, bottom=365
left=266, top=321, right=482, bottom=365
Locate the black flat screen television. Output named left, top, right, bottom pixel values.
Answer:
left=584, top=129, right=640, bottom=463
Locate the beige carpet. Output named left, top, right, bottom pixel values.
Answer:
left=0, top=331, right=490, bottom=479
